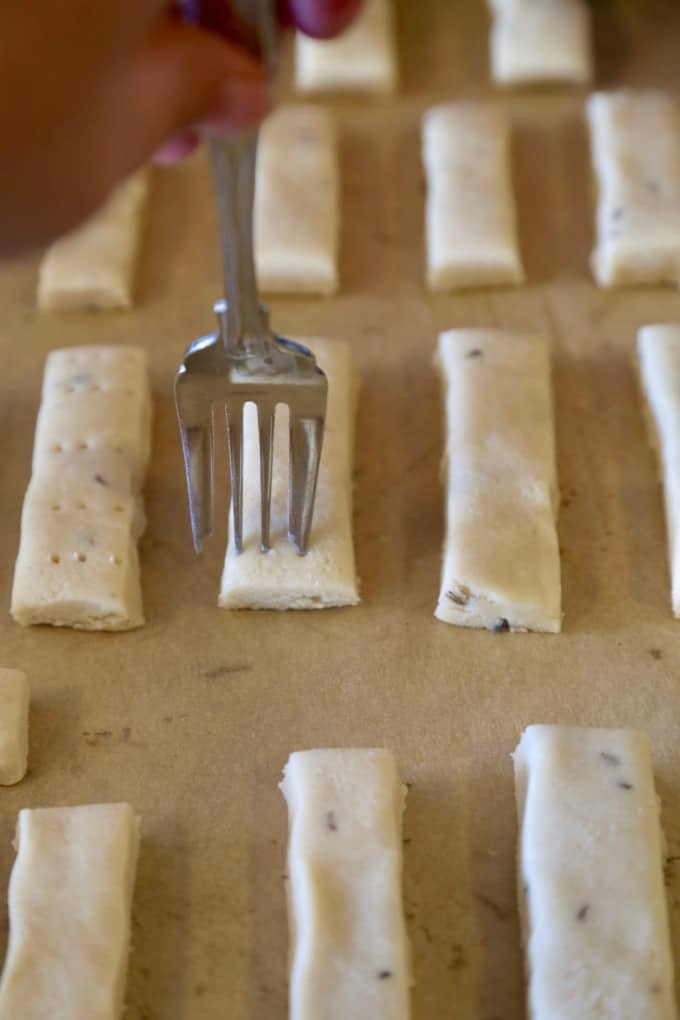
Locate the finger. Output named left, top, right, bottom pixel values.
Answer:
left=117, top=17, right=269, bottom=169
left=0, top=15, right=269, bottom=253
left=285, top=0, right=364, bottom=38
left=27, top=0, right=177, bottom=59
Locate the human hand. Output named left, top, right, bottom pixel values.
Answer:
left=155, top=0, right=364, bottom=162
left=0, top=1, right=362, bottom=257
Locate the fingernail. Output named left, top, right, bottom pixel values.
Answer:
left=154, top=129, right=201, bottom=165
left=288, top=0, right=361, bottom=39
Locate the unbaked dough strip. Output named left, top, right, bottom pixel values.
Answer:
left=219, top=338, right=358, bottom=609
left=637, top=324, right=680, bottom=616
left=11, top=346, right=152, bottom=630
left=588, top=91, right=680, bottom=287
left=489, top=0, right=591, bottom=85
left=435, top=329, right=561, bottom=632
left=280, top=749, right=412, bottom=1020
left=295, top=0, right=397, bottom=95
left=255, top=106, right=339, bottom=295
left=38, top=170, right=150, bottom=310
left=0, top=669, right=29, bottom=786
left=0, top=803, right=140, bottom=1020
left=422, top=103, right=524, bottom=290
left=514, top=726, right=676, bottom=1020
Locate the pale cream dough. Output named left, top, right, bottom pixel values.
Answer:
left=38, top=170, right=150, bottom=310
left=0, top=803, right=140, bottom=1020
left=280, top=749, right=412, bottom=1020
left=588, top=91, right=680, bottom=287
left=435, top=329, right=561, bottom=632
left=422, top=103, right=524, bottom=290
left=0, top=669, right=29, bottom=786
left=219, top=338, right=359, bottom=610
left=11, top=346, right=151, bottom=630
left=255, top=106, right=339, bottom=295
left=515, top=726, right=676, bottom=1020
left=295, top=0, right=397, bottom=95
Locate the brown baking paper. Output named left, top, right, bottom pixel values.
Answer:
left=1, top=2, right=680, bottom=1017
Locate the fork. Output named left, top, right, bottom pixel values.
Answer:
left=174, top=0, right=328, bottom=556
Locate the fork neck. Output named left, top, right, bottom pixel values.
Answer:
left=210, top=133, right=267, bottom=355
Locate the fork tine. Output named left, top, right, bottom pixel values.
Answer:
left=179, top=421, right=214, bottom=553
left=174, top=364, right=215, bottom=554
left=225, top=402, right=244, bottom=554
left=258, top=404, right=276, bottom=552
left=288, top=413, right=325, bottom=555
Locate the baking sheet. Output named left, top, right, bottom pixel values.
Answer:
left=1, top=1, right=680, bottom=1016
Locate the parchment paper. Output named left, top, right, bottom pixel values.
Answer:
left=0, top=2, right=680, bottom=1017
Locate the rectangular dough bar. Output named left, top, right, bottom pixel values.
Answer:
left=637, top=324, right=680, bottom=616
left=11, top=346, right=152, bottom=630
left=435, top=329, right=561, bottom=632
left=280, top=749, right=412, bottom=1020
left=0, top=669, right=29, bottom=786
left=587, top=91, right=680, bottom=287
left=514, top=725, right=676, bottom=1020
left=295, top=0, right=397, bottom=95
left=38, top=169, right=150, bottom=310
left=490, top=0, right=592, bottom=86
left=422, top=103, right=524, bottom=290
left=219, top=339, right=359, bottom=609
left=255, top=106, right=339, bottom=295
left=0, top=803, right=140, bottom=1020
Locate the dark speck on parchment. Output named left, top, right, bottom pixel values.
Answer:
left=203, top=664, right=253, bottom=680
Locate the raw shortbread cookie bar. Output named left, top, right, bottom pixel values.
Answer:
left=490, top=0, right=591, bottom=86
left=38, top=169, right=150, bottom=310
left=514, top=726, right=676, bottom=1020
left=638, top=324, right=680, bottom=616
left=295, top=0, right=397, bottom=95
left=588, top=91, right=680, bottom=287
left=11, top=346, right=152, bottom=630
left=280, top=749, right=412, bottom=1020
left=0, top=803, right=140, bottom=1020
left=219, top=339, right=359, bottom=609
left=0, top=669, right=29, bottom=786
left=435, top=330, right=561, bottom=632
left=255, top=106, right=339, bottom=295
left=422, top=103, right=524, bottom=290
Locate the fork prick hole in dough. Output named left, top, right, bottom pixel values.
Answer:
left=76, top=502, right=87, bottom=510
left=49, top=554, right=60, bottom=564
left=50, top=503, right=61, bottom=512
left=50, top=443, right=63, bottom=454
left=74, top=552, right=87, bottom=563
left=110, top=555, right=122, bottom=566
left=76, top=440, right=88, bottom=451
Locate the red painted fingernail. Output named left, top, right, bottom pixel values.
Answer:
left=154, top=129, right=201, bottom=164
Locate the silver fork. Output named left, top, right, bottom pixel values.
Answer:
left=174, top=2, right=328, bottom=556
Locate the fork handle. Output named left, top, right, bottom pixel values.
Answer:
left=182, top=0, right=277, bottom=354
left=210, top=133, right=268, bottom=354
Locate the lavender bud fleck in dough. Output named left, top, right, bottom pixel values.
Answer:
left=514, top=725, right=676, bottom=1020
left=280, top=749, right=412, bottom=1020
